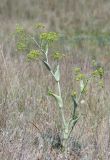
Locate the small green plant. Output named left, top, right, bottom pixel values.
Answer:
left=15, top=24, right=104, bottom=153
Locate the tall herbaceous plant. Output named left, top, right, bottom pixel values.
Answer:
left=15, top=23, right=104, bottom=153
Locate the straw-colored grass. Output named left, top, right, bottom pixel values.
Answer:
left=0, top=0, right=110, bottom=159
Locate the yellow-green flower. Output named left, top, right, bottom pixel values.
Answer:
left=98, top=67, right=104, bottom=78
left=71, top=91, right=77, bottom=97
left=74, top=67, right=81, bottom=74
left=35, top=23, right=45, bottom=29
left=92, top=60, right=97, bottom=67
left=17, top=42, right=26, bottom=51
left=92, top=67, right=104, bottom=78
left=76, top=73, right=85, bottom=81
left=99, top=80, right=104, bottom=88
left=92, top=70, right=99, bottom=77
left=27, top=50, right=41, bottom=60
left=40, top=32, right=58, bottom=42
left=16, top=24, right=24, bottom=34
left=52, top=52, right=62, bottom=60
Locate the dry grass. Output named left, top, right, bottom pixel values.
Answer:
left=0, top=40, right=110, bottom=159
left=1, top=0, right=110, bottom=33
left=0, top=0, right=110, bottom=160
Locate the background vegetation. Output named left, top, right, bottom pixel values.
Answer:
left=0, top=0, right=110, bottom=159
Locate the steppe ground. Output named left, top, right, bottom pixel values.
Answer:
left=0, top=0, right=110, bottom=159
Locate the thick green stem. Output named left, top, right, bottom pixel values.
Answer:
left=57, top=81, right=66, bottom=127
left=57, top=81, right=69, bottom=152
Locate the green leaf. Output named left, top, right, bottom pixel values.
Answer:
left=49, top=92, right=63, bottom=108
left=54, top=65, right=60, bottom=82
left=80, top=80, right=84, bottom=93
left=43, top=60, right=51, bottom=71
left=72, top=115, right=80, bottom=126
